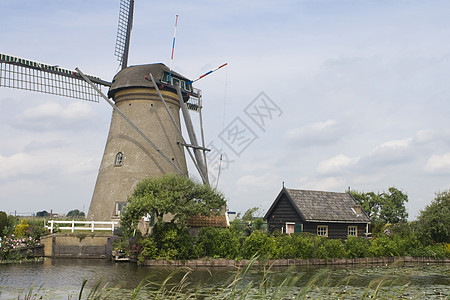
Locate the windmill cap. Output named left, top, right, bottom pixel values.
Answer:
left=108, top=63, right=191, bottom=98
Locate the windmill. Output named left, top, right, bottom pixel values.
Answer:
left=0, top=0, right=216, bottom=222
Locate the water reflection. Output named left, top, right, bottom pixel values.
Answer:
left=0, top=258, right=448, bottom=299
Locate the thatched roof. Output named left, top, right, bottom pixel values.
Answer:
left=108, top=63, right=191, bottom=98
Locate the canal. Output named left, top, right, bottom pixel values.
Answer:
left=0, top=258, right=448, bottom=299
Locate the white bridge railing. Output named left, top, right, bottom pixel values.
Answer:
left=46, top=220, right=118, bottom=233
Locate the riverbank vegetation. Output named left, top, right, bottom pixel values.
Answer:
left=0, top=215, right=46, bottom=261
left=108, top=188, right=449, bottom=264
left=114, top=221, right=449, bottom=265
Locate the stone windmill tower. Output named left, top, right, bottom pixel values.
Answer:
left=0, top=0, right=212, bottom=222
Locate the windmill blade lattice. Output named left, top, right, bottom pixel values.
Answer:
left=114, top=0, right=134, bottom=69
left=0, top=53, right=111, bottom=102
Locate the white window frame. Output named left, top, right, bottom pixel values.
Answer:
left=317, top=225, right=328, bottom=237
left=348, top=226, right=358, bottom=237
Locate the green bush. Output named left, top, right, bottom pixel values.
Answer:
left=137, top=237, right=158, bottom=264
left=272, top=234, right=296, bottom=259
left=367, top=233, right=420, bottom=257
left=14, top=219, right=29, bottom=237
left=2, top=215, right=19, bottom=236
left=407, top=243, right=450, bottom=258
left=345, top=237, right=370, bottom=258
left=25, top=218, right=49, bottom=240
left=315, top=238, right=346, bottom=260
left=0, top=212, right=7, bottom=235
left=151, top=222, right=194, bottom=260
left=241, top=230, right=276, bottom=259
left=196, top=227, right=240, bottom=259
left=291, top=233, right=316, bottom=259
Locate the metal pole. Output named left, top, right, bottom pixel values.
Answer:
left=197, top=90, right=208, bottom=174
left=176, top=86, right=209, bottom=185
left=146, top=73, right=208, bottom=183
left=75, top=68, right=184, bottom=175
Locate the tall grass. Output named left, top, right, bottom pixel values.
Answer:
left=17, top=258, right=443, bottom=299
left=72, top=258, right=428, bottom=300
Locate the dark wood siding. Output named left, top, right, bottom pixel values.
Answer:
left=267, top=194, right=302, bottom=233
left=303, top=222, right=367, bottom=239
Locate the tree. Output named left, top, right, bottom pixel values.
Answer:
left=120, top=174, right=226, bottom=235
left=379, top=187, right=408, bottom=223
left=350, top=191, right=380, bottom=220
left=241, top=207, right=263, bottom=223
left=351, top=187, right=408, bottom=233
left=0, top=211, right=7, bottom=235
left=67, top=209, right=85, bottom=218
left=36, top=211, right=50, bottom=217
left=416, top=190, right=450, bottom=243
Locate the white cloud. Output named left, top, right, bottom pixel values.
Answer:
left=285, top=119, right=344, bottom=146
left=372, top=138, right=412, bottom=153
left=300, top=177, right=346, bottom=191
left=316, top=154, right=359, bottom=174
left=415, top=129, right=437, bottom=144
left=12, top=101, right=97, bottom=131
left=0, top=153, right=53, bottom=180
left=424, top=153, right=450, bottom=174
left=364, top=138, right=414, bottom=166
left=237, top=173, right=280, bottom=188
left=0, top=149, right=98, bottom=180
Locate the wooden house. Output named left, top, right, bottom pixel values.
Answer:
left=264, top=188, right=371, bottom=239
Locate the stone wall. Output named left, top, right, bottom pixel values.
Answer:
left=40, top=233, right=116, bottom=258
left=142, top=256, right=450, bottom=267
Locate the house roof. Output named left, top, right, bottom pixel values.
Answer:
left=265, top=188, right=371, bottom=223
left=186, top=214, right=229, bottom=228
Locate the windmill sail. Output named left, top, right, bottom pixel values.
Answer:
left=0, top=53, right=111, bottom=102
left=114, top=0, right=134, bottom=69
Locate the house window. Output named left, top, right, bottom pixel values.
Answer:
left=317, top=225, right=328, bottom=237
left=115, top=202, right=127, bottom=216
left=115, top=152, right=123, bottom=166
left=286, top=222, right=295, bottom=234
left=348, top=226, right=358, bottom=237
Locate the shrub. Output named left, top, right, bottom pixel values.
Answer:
left=345, top=237, right=370, bottom=258
left=291, top=233, right=316, bottom=259
left=408, top=243, right=450, bottom=258
left=0, top=235, right=41, bottom=260
left=315, top=238, right=346, bottom=260
left=0, top=212, right=7, bottom=235
left=196, top=227, right=240, bottom=259
left=25, top=218, right=49, bottom=240
left=137, top=237, right=157, bottom=264
left=2, top=216, right=19, bottom=236
left=273, top=234, right=296, bottom=259
left=151, top=222, right=194, bottom=260
left=14, top=219, right=30, bottom=237
left=241, top=230, right=276, bottom=259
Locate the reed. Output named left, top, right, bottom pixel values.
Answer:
left=16, top=257, right=440, bottom=299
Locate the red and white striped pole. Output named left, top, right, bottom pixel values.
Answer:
left=187, top=63, right=227, bottom=86
left=168, top=14, right=178, bottom=83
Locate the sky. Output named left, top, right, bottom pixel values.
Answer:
left=1, top=0, right=449, bottom=219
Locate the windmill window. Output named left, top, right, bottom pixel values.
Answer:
left=348, top=226, right=358, bottom=237
left=317, top=225, right=328, bottom=237
left=115, top=202, right=127, bottom=216
left=115, top=152, right=123, bottom=166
